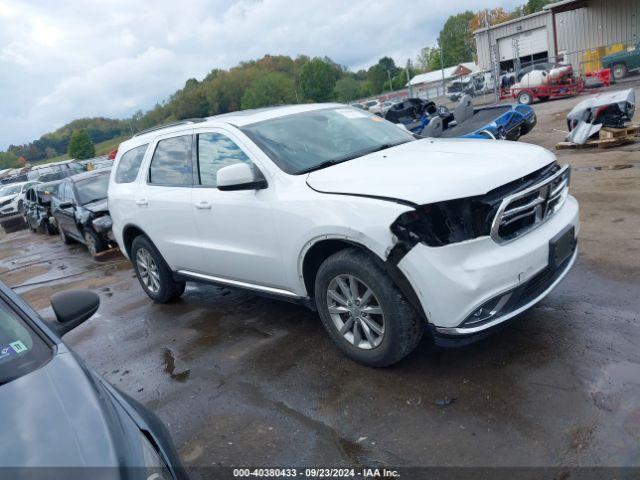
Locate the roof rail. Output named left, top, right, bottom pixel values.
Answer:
left=133, top=118, right=206, bottom=137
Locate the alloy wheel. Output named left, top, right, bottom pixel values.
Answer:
left=326, top=274, right=385, bottom=350
left=136, top=247, right=161, bottom=293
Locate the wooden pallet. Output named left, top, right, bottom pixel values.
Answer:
left=556, top=124, right=639, bottom=150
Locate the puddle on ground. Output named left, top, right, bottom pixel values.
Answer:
left=574, top=163, right=639, bottom=172
left=162, top=347, right=191, bottom=382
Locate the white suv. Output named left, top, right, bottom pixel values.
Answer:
left=0, top=181, right=40, bottom=216
left=109, top=104, right=579, bottom=367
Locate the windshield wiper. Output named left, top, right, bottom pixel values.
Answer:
left=298, top=141, right=411, bottom=175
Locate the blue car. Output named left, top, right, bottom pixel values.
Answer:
left=385, top=97, right=536, bottom=141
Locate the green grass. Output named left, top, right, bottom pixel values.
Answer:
left=34, top=134, right=131, bottom=165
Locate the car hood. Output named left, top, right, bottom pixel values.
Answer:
left=306, top=138, right=556, bottom=205
left=0, top=350, right=138, bottom=467
left=0, top=194, right=17, bottom=203
left=83, top=199, right=109, bottom=214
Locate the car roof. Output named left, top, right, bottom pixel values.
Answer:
left=68, top=169, right=110, bottom=183
left=117, top=103, right=344, bottom=154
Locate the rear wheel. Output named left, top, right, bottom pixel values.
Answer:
left=517, top=91, right=533, bottom=105
left=314, top=248, right=423, bottom=367
left=612, top=63, right=628, bottom=81
left=45, top=221, right=58, bottom=236
left=131, top=236, right=185, bottom=303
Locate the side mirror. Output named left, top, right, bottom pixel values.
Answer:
left=59, top=201, right=73, bottom=209
left=49, top=290, right=100, bottom=336
left=217, top=163, right=266, bottom=191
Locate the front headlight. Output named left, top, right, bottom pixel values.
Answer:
left=92, top=215, right=113, bottom=233
left=390, top=198, right=496, bottom=248
left=139, top=430, right=173, bottom=480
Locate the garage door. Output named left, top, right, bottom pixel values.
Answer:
left=498, top=27, right=549, bottom=61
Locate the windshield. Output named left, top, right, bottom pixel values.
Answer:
left=0, top=297, right=52, bottom=385
left=0, top=185, right=22, bottom=196
left=75, top=174, right=109, bottom=205
left=241, top=107, right=415, bottom=174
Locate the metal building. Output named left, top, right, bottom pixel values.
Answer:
left=474, top=0, right=640, bottom=73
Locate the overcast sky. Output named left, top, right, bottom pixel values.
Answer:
left=0, top=0, right=522, bottom=149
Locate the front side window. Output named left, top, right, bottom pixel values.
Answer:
left=0, top=297, right=52, bottom=385
left=241, top=107, right=415, bottom=174
left=149, top=135, right=192, bottom=186
left=197, top=133, right=252, bottom=187
left=115, top=144, right=148, bottom=183
left=75, top=174, right=109, bottom=205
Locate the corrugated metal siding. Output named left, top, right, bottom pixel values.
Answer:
left=475, top=31, right=491, bottom=70
left=556, top=0, right=640, bottom=53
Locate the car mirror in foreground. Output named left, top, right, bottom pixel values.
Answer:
left=49, top=290, right=100, bottom=336
left=217, top=163, right=267, bottom=191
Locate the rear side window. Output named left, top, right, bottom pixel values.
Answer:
left=149, top=136, right=192, bottom=186
left=197, top=133, right=252, bottom=187
left=115, top=144, right=148, bottom=183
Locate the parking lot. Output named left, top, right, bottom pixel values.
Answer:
left=1, top=87, right=639, bottom=471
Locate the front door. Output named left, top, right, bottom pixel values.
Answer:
left=190, top=129, right=286, bottom=289
left=56, top=181, right=81, bottom=240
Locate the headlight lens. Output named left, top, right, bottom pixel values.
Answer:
left=92, top=215, right=113, bottom=233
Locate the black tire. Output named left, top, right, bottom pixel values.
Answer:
left=131, top=235, right=185, bottom=303
left=83, top=229, right=106, bottom=257
left=517, top=91, right=533, bottom=105
left=59, top=227, right=73, bottom=245
left=314, top=248, right=423, bottom=367
left=3, top=223, right=24, bottom=234
left=612, top=63, right=628, bottom=81
left=45, top=221, right=58, bottom=236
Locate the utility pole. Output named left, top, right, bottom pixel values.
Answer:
left=406, top=59, right=413, bottom=98
left=440, top=44, right=446, bottom=97
left=387, top=69, right=393, bottom=92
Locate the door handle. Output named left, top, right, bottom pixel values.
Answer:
left=135, top=199, right=148, bottom=206
left=194, top=201, right=212, bottom=210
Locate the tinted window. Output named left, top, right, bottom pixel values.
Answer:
left=0, top=297, right=52, bottom=385
left=75, top=174, right=109, bottom=205
left=64, top=182, right=74, bottom=202
left=149, top=136, right=192, bottom=186
left=115, top=144, right=148, bottom=183
left=197, top=133, right=252, bottom=187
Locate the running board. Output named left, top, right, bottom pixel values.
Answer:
left=176, top=270, right=301, bottom=298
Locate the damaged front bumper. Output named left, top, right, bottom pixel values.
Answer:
left=394, top=195, right=579, bottom=343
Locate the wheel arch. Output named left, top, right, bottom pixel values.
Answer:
left=299, top=235, right=426, bottom=322
left=121, top=223, right=150, bottom=259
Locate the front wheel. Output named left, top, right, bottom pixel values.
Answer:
left=314, top=248, right=423, bottom=367
left=59, top=226, right=73, bottom=245
left=131, top=236, right=185, bottom=303
left=83, top=229, right=106, bottom=257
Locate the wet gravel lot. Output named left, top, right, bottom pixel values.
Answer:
left=1, top=86, right=639, bottom=472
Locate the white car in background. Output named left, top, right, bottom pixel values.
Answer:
left=363, top=99, right=382, bottom=114
left=109, top=104, right=579, bottom=367
left=0, top=181, right=40, bottom=216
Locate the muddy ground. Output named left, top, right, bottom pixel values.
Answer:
left=1, top=85, right=639, bottom=472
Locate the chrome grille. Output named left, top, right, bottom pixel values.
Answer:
left=491, top=165, right=571, bottom=244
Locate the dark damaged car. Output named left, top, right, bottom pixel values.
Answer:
left=0, top=280, right=186, bottom=478
left=52, top=170, right=115, bottom=257
left=24, top=180, right=62, bottom=235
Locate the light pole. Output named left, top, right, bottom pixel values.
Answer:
left=440, top=44, right=445, bottom=97
left=387, top=69, right=393, bottom=92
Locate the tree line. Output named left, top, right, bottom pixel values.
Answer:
left=2, top=0, right=551, bottom=166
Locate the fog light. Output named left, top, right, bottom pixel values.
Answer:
left=462, top=293, right=513, bottom=327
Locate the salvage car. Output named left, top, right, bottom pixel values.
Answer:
left=52, top=170, right=115, bottom=257
left=602, top=42, right=640, bottom=80
left=27, top=159, right=85, bottom=183
left=0, top=180, right=40, bottom=216
left=0, top=280, right=186, bottom=478
left=24, top=181, right=62, bottom=235
left=109, top=104, right=579, bottom=367
left=386, top=96, right=536, bottom=140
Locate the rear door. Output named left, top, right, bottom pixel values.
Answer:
left=190, top=128, right=286, bottom=288
left=134, top=130, right=201, bottom=271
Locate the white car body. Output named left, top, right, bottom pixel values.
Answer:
left=109, top=103, right=578, bottom=360
left=364, top=100, right=382, bottom=114
left=0, top=181, right=40, bottom=216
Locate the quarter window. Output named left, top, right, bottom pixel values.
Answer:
left=115, top=144, right=148, bottom=183
left=149, top=135, right=192, bottom=186
left=197, top=133, right=252, bottom=187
